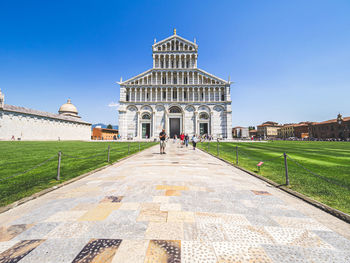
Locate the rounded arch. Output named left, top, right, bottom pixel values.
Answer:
left=198, top=105, right=211, bottom=113
left=168, top=105, right=183, bottom=113
left=141, top=113, right=151, bottom=120
left=126, top=105, right=138, bottom=111
left=155, top=104, right=165, bottom=112
left=199, top=112, right=209, bottom=120
left=140, top=105, right=153, bottom=112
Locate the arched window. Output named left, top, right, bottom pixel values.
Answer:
left=169, top=106, right=181, bottom=113
left=142, top=113, right=151, bottom=120
left=199, top=113, right=209, bottom=120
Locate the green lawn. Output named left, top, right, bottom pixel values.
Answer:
left=198, top=141, right=350, bottom=214
left=0, top=141, right=157, bottom=207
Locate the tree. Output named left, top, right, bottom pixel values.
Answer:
left=248, top=126, right=255, bottom=130
left=107, top=124, right=113, bottom=129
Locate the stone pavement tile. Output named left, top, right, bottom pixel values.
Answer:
left=181, top=241, right=217, bottom=263
left=111, top=240, right=149, bottom=263
left=153, top=196, right=170, bottom=203
left=262, top=245, right=310, bottom=263
left=302, top=247, right=350, bottom=263
left=71, top=238, right=122, bottom=263
left=78, top=207, right=114, bottom=221
left=156, top=185, right=189, bottom=191
left=165, top=190, right=181, bottom=196
left=168, top=211, right=195, bottom=223
left=44, top=211, right=86, bottom=222
left=100, top=196, right=124, bottom=203
left=18, top=238, right=90, bottom=263
left=195, top=223, right=227, bottom=242
left=96, top=203, right=122, bottom=210
left=183, top=223, right=198, bottom=241
left=84, top=220, right=147, bottom=239
left=264, top=226, right=333, bottom=249
left=137, top=210, right=168, bottom=222
left=223, top=225, right=274, bottom=245
left=212, top=242, right=273, bottom=263
left=195, top=212, right=251, bottom=225
left=12, top=222, right=60, bottom=241
left=313, top=230, right=350, bottom=251
left=160, top=203, right=182, bottom=212
left=0, top=240, right=18, bottom=254
left=144, top=240, right=181, bottom=263
left=105, top=210, right=139, bottom=223
left=140, top=203, right=160, bottom=211
left=119, top=202, right=140, bottom=210
left=245, top=214, right=280, bottom=227
left=46, top=222, right=94, bottom=239
left=0, top=224, right=34, bottom=242
left=145, top=222, right=183, bottom=240
left=71, top=203, right=98, bottom=211
left=0, top=239, right=45, bottom=263
left=271, top=216, right=331, bottom=231
left=122, top=194, right=153, bottom=203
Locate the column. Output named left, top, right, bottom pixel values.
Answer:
left=182, top=88, right=184, bottom=101
left=179, top=56, right=182, bottom=69
left=190, top=56, right=192, bottom=68
left=210, top=112, right=214, bottom=136
left=192, top=87, right=194, bottom=101
left=150, top=87, right=153, bottom=102
left=137, top=111, right=141, bottom=138
left=153, top=55, right=155, bottom=68
left=177, top=88, right=179, bottom=102
left=152, top=112, right=156, bottom=138
left=171, top=87, right=173, bottom=102
left=194, top=111, right=198, bottom=135
left=171, top=71, right=173, bottom=84
left=197, top=88, right=200, bottom=102
left=219, top=87, right=222, bottom=102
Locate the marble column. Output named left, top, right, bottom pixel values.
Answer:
left=152, top=112, right=155, bottom=138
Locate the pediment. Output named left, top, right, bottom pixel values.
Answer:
left=153, top=35, right=197, bottom=52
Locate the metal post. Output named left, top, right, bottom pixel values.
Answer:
left=57, top=151, right=61, bottom=181
left=128, top=143, right=130, bottom=154
left=284, top=152, right=289, bottom=185
left=107, top=145, right=110, bottom=162
left=236, top=146, right=238, bottom=165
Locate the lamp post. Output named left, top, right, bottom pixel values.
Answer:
left=337, top=113, right=345, bottom=141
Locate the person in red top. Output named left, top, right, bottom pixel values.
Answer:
left=180, top=133, right=185, bottom=146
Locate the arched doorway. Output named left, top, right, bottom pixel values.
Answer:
left=168, top=106, right=182, bottom=138
left=141, top=113, right=151, bottom=139
left=199, top=112, right=209, bottom=136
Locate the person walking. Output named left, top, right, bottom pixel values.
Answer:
left=184, top=134, right=189, bottom=147
left=180, top=133, right=185, bottom=147
left=159, top=129, right=167, bottom=154
left=191, top=134, right=198, bottom=150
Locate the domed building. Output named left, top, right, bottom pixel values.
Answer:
left=0, top=90, right=91, bottom=141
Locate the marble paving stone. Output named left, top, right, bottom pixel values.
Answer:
left=46, top=222, right=93, bottom=239
left=156, top=185, right=189, bottom=191
left=251, top=190, right=272, bottom=196
left=195, top=223, right=227, bottom=242
left=105, top=210, right=139, bottom=223
left=96, top=203, right=122, bottom=210
left=0, top=239, right=45, bottom=263
left=271, top=216, right=331, bottom=231
left=168, top=211, right=195, bottom=223
left=111, top=240, right=149, bottom=263
left=72, top=239, right=122, bottom=263
left=0, top=224, right=34, bottom=242
left=160, top=203, right=182, bottom=212
left=144, top=240, right=181, bottom=263
left=71, top=203, right=98, bottom=211
left=0, top=240, right=18, bottom=254
left=137, top=210, right=168, bottom=222
left=18, top=238, right=90, bottom=263
left=181, top=241, right=217, bottom=263
left=302, top=247, right=350, bottom=263
left=12, top=222, right=59, bottom=241
left=183, top=223, right=198, bottom=241
left=212, top=242, right=273, bottom=263
left=100, top=196, right=123, bottom=203
left=262, top=245, right=309, bottom=263
left=44, top=211, right=86, bottom=222
left=145, top=222, right=183, bottom=240
left=78, top=208, right=114, bottom=221
left=140, top=203, right=160, bottom=211
left=245, top=214, right=280, bottom=227
left=165, top=190, right=181, bottom=196
left=223, top=225, right=275, bottom=245
left=152, top=196, right=170, bottom=203
left=313, top=230, right=350, bottom=251
left=119, top=202, right=140, bottom=210
left=264, top=226, right=333, bottom=249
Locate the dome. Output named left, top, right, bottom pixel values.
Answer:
left=58, top=99, right=79, bottom=117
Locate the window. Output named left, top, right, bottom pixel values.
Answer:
left=173, top=90, right=177, bottom=100
left=158, top=47, right=161, bottom=51
left=166, top=61, right=169, bottom=68
left=199, top=113, right=209, bottom=120
left=161, top=61, right=164, bottom=68
left=171, top=61, right=174, bottom=68
left=184, top=77, right=188, bottom=84
left=169, top=106, right=181, bottom=113
left=201, top=92, right=204, bottom=100
left=186, top=61, right=189, bottom=68
left=221, top=94, right=225, bottom=101
left=184, top=91, right=187, bottom=99
left=142, top=113, right=151, bottom=120
left=146, top=93, right=149, bottom=99
left=182, top=61, right=184, bottom=68
left=163, top=91, right=166, bottom=99
left=176, top=61, right=179, bottom=68
left=173, top=77, right=177, bottom=84
left=126, top=94, right=129, bottom=101
left=162, top=77, right=166, bottom=84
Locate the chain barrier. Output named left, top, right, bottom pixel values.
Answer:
left=286, top=155, right=350, bottom=191
left=0, top=155, right=57, bottom=182
left=62, top=152, right=106, bottom=160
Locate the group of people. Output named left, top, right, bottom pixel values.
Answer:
left=158, top=129, right=199, bottom=154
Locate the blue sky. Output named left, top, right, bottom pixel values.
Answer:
left=1, top=0, right=349, bottom=127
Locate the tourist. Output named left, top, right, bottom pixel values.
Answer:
left=185, top=134, right=189, bottom=147
left=192, top=134, right=198, bottom=150
left=180, top=133, right=185, bottom=147
left=173, top=134, right=177, bottom=143
left=159, top=129, right=167, bottom=154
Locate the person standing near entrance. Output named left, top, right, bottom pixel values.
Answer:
left=159, top=129, right=167, bottom=154
left=191, top=134, right=198, bottom=150
left=184, top=134, right=189, bottom=147
left=180, top=133, right=185, bottom=147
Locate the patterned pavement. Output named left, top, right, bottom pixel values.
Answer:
left=0, top=142, right=350, bottom=262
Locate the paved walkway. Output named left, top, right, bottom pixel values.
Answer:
left=0, top=142, right=350, bottom=263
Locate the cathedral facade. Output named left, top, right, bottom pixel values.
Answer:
left=118, top=30, right=232, bottom=140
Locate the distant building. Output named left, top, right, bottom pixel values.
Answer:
left=309, top=114, right=350, bottom=140
left=0, top=89, right=91, bottom=141
left=278, top=122, right=310, bottom=139
left=257, top=121, right=281, bottom=139
left=249, top=129, right=257, bottom=138
left=232, top=126, right=249, bottom=138
left=92, top=127, right=119, bottom=140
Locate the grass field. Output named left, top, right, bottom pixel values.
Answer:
left=198, top=141, right=350, bottom=214
left=0, top=141, right=157, bottom=207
